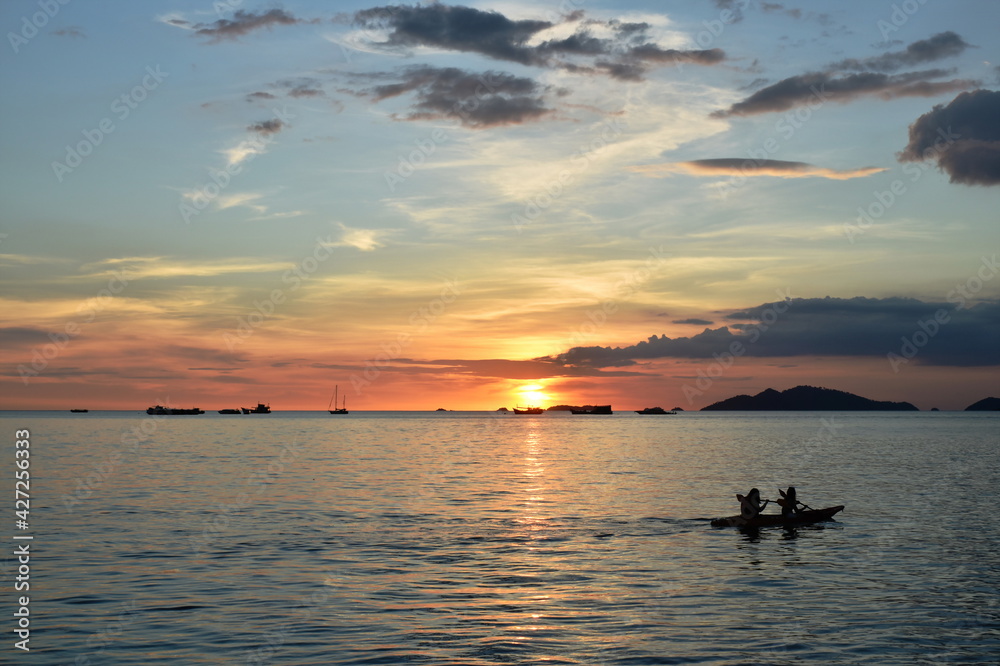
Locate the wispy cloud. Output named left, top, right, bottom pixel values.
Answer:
left=335, top=224, right=392, bottom=251
left=83, top=257, right=292, bottom=279
left=632, top=158, right=887, bottom=180
left=180, top=8, right=320, bottom=43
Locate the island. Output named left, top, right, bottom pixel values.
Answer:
left=965, top=397, right=1000, bottom=411
left=701, top=386, right=919, bottom=411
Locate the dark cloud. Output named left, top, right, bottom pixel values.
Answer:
left=543, top=297, right=1000, bottom=368
left=352, top=4, right=725, bottom=80
left=673, top=318, right=714, bottom=326
left=361, top=66, right=553, bottom=128
left=712, top=0, right=746, bottom=22
left=714, top=70, right=977, bottom=117
left=246, top=91, right=277, bottom=102
left=247, top=119, right=284, bottom=135
left=192, top=9, right=317, bottom=42
left=288, top=86, right=324, bottom=98
left=761, top=3, right=801, bottom=19
left=393, top=358, right=647, bottom=379
left=0, top=327, right=52, bottom=347
left=898, top=89, right=1000, bottom=186
left=831, top=31, right=970, bottom=73
left=354, top=4, right=552, bottom=65
left=716, top=33, right=977, bottom=117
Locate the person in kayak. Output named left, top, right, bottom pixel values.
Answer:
left=777, top=486, right=806, bottom=516
left=737, top=488, right=768, bottom=519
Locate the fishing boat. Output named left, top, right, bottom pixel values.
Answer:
left=635, top=407, right=675, bottom=415
left=218, top=408, right=241, bottom=414
left=146, top=405, right=204, bottom=415
left=242, top=403, right=271, bottom=414
left=329, top=385, right=348, bottom=414
left=513, top=406, right=543, bottom=415
left=711, top=505, right=845, bottom=528
left=571, top=405, right=613, bottom=414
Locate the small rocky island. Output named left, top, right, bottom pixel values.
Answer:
left=702, top=385, right=919, bottom=411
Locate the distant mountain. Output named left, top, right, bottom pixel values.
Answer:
left=702, top=385, right=919, bottom=411
left=965, top=397, right=1000, bottom=411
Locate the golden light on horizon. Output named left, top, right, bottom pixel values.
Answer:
left=516, top=383, right=550, bottom=406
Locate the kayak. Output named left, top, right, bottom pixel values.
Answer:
left=711, top=505, right=844, bottom=528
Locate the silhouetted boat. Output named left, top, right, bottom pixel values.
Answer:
left=242, top=403, right=271, bottom=414
left=146, top=405, right=204, bottom=415
left=70, top=409, right=89, bottom=413
left=635, top=407, right=675, bottom=415
left=218, top=408, right=241, bottom=414
left=513, top=406, right=543, bottom=414
left=571, top=405, right=613, bottom=414
left=711, top=505, right=845, bottom=528
left=329, top=385, right=348, bottom=414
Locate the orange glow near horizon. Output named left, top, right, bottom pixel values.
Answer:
left=516, top=383, right=551, bottom=407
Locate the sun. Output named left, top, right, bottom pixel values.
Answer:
left=516, top=384, right=550, bottom=406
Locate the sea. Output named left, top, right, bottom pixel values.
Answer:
left=1, top=410, right=997, bottom=665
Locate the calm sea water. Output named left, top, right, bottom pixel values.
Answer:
left=1, top=410, right=997, bottom=665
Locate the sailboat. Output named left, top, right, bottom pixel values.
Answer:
left=328, top=384, right=349, bottom=414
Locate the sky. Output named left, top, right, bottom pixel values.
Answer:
left=1, top=0, right=998, bottom=411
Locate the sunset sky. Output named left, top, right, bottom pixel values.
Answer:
left=2, top=0, right=998, bottom=411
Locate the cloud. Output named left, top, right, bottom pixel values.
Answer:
left=360, top=66, right=553, bottom=128
left=673, top=318, right=714, bottom=326
left=191, top=9, right=318, bottom=42
left=350, top=5, right=725, bottom=80
left=543, top=297, right=1000, bottom=368
left=898, top=89, right=1000, bottom=186
left=335, top=224, right=391, bottom=251
left=247, top=119, right=284, bottom=136
left=354, top=4, right=553, bottom=65
left=714, top=70, right=977, bottom=117
left=715, top=33, right=977, bottom=117
left=631, top=158, right=886, bottom=180
left=831, top=31, right=971, bottom=73
left=0, top=327, right=52, bottom=348
left=246, top=91, right=277, bottom=102
left=52, top=26, right=85, bottom=38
